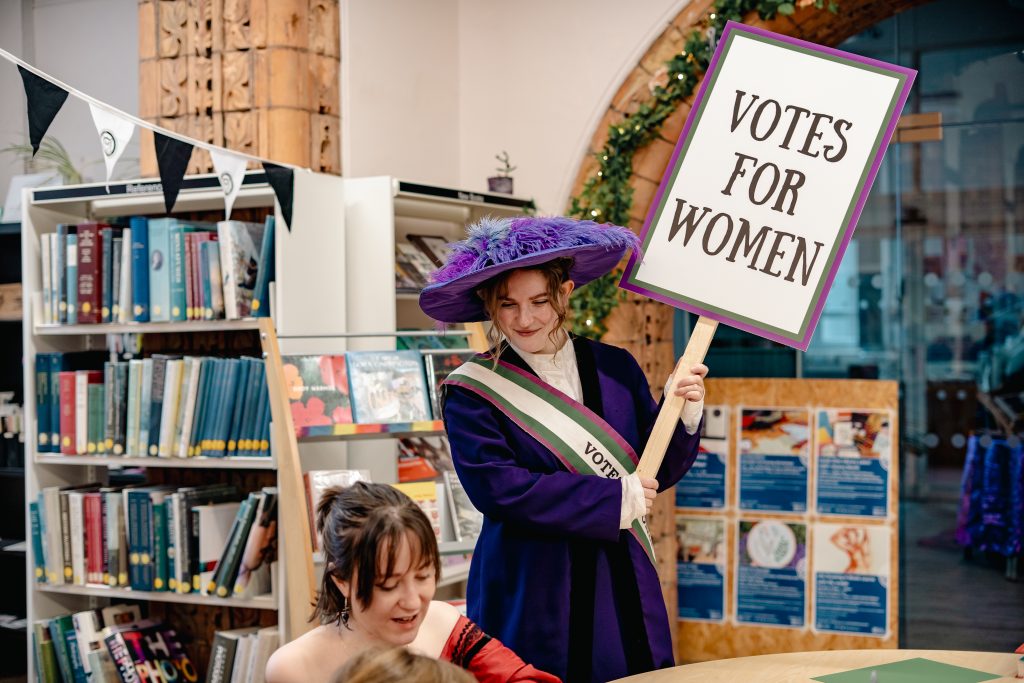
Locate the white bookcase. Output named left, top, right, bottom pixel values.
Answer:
left=20, top=170, right=530, bottom=679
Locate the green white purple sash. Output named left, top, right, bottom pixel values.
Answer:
left=445, top=356, right=656, bottom=565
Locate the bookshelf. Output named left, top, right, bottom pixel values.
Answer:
left=21, top=171, right=531, bottom=679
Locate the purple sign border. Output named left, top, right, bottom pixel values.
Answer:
left=619, top=21, right=917, bottom=351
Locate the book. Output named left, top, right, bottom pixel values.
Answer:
left=117, top=226, right=132, bottom=323
left=397, top=435, right=455, bottom=479
left=206, top=627, right=259, bottom=683
left=281, top=354, right=353, bottom=433
left=251, top=215, right=275, bottom=317
left=407, top=233, right=452, bottom=268
left=217, top=219, right=266, bottom=319
left=33, top=620, right=60, bottom=683
left=102, top=619, right=196, bottom=683
left=303, top=470, right=369, bottom=552
left=192, top=501, right=241, bottom=594
left=75, top=223, right=104, bottom=324
left=443, top=470, right=483, bottom=543
left=66, top=233, right=78, bottom=324
left=346, top=350, right=432, bottom=424
left=397, top=242, right=437, bottom=284
left=56, top=224, right=68, bottom=323
left=392, top=481, right=442, bottom=541
left=212, top=492, right=260, bottom=596
left=71, top=610, right=104, bottom=679
left=233, top=488, right=278, bottom=597
left=129, top=216, right=149, bottom=322
left=248, top=626, right=280, bottom=683
left=147, top=217, right=175, bottom=321
left=422, top=349, right=476, bottom=419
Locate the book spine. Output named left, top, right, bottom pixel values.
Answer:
left=113, top=363, right=128, bottom=456
left=225, top=360, right=251, bottom=457
left=48, top=617, right=74, bottom=683
left=251, top=215, right=275, bottom=317
left=99, top=492, right=111, bottom=585
left=126, top=491, right=143, bottom=591
left=56, top=224, right=68, bottom=324
left=205, top=633, right=237, bottom=683
left=216, top=493, right=259, bottom=597
left=138, top=359, right=153, bottom=454
left=169, top=226, right=187, bottom=321
left=62, top=623, right=88, bottom=683
left=76, top=224, right=102, bottom=324
left=100, top=228, right=113, bottom=323
left=130, top=216, right=150, bottom=322
left=36, top=354, right=51, bottom=453
left=158, top=360, right=182, bottom=457
left=69, top=492, right=85, bottom=585
left=117, top=227, right=132, bottom=323
left=102, top=630, right=140, bottom=683
left=84, top=493, right=104, bottom=584
left=148, top=357, right=167, bottom=457
left=30, top=501, right=46, bottom=582
left=66, top=234, right=78, bottom=324
left=50, top=355, right=64, bottom=452
left=110, top=236, right=122, bottom=322
left=41, top=230, right=52, bottom=325
left=43, top=489, right=63, bottom=584
left=166, top=494, right=178, bottom=592
left=153, top=499, right=168, bottom=591
left=216, top=224, right=238, bottom=319
left=125, top=361, right=141, bottom=456
left=74, top=372, right=88, bottom=455
left=184, top=232, right=195, bottom=320
left=87, top=383, right=102, bottom=454
left=59, top=372, right=76, bottom=455
left=148, top=219, right=172, bottom=321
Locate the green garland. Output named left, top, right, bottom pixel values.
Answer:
left=568, top=0, right=836, bottom=337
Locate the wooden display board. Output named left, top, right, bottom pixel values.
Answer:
left=675, top=378, right=899, bottom=662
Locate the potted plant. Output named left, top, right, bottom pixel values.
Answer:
left=487, top=150, right=516, bottom=195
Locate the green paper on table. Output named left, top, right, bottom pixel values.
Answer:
left=812, top=657, right=1002, bottom=683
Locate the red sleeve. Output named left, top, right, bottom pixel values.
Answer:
left=441, top=616, right=562, bottom=683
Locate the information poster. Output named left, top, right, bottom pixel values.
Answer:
left=736, top=519, right=806, bottom=627
left=813, top=522, right=890, bottom=636
left=815, top=409, right=891, bottom=517
left=676, top=516, right=727, bottom=622
left=739, top=408, right=810, bottom=512
left=677, top=406, right=729, bottom=509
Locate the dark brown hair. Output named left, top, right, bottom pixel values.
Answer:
left=332, top=646, right=476, bottom=683
left=312, top=481, right=441, bottom=626
left=478, top=257, right=574, bottom=359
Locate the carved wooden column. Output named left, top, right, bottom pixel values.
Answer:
left=139, top=0, right=340, bottom=175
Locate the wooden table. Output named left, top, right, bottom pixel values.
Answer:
left=612, top=649, right=1021, bottom=682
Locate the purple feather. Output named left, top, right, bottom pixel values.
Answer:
left=430, top=215, right=640, bottom=284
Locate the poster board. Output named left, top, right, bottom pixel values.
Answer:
left=621, top=22, right=916, bottom=350
left=675, top=378, right=898, bottom=661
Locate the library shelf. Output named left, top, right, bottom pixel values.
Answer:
left=34, top=454, right=276, bottom=470
left=34, top=319, right=262, bottom=336
left=35, top=583, right=276, bottom=610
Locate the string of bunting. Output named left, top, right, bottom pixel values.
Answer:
left=0, top=46, right=301, bottom=230
left=566, top=0, right=836, bottom=337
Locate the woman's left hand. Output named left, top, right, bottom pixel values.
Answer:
left=670, top=363, right=708, bottom=403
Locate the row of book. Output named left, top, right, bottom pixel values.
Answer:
left=30, top=482, right=277, bottom=599
left=207, top=626, right=279, bottom=683
left=33, top=605, right=197, bottom=683
left=284, top=348, right=475, bottom=431
left=35, top=352, right=271, bottom=459
left=394, top=234, right=452, bottom=292
left=38, top=216, right=275, bottom=325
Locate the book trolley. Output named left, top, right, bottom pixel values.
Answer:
left=20, top=171, right=531, bottom=679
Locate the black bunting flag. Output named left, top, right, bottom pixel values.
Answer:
left=18, top=66, right=69, bottom=155
left=154, top=132, right=193, bottom=213
left=263, top=162, right=295, bottom=231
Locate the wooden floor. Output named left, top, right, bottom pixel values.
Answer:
left=900, top=468, right=1024, bottom=651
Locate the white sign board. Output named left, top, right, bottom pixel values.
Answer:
left=621, top=22, right=916, bottom=350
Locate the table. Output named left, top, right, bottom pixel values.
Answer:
left=612, top=649, right=1021, bottom=682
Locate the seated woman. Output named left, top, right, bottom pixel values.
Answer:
left=265, top=481, right=559, bottom=683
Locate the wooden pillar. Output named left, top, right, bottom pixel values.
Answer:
left=138, top=0, right=340, bottom=176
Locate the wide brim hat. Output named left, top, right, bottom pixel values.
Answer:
left=418, top=215, right=640, bottom=323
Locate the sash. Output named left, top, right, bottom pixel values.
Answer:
left=445, top=356, right=656, bottom=565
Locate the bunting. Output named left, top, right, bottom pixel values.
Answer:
left=263, top=162, right=295, bottom=231
left=154, top=132, right=193, bottom=213
left=18, top=66, right=68, bottom=156
left=2, top=47, right=306, bottom=227
left=88, top=103, right=136, bottom=186
left=210, top=147, right=248, bottom=220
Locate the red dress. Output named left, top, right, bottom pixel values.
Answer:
left=442, top=615, right=562, bottom=683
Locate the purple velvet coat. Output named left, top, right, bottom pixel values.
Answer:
left=442, top=337, right=701, bottom=683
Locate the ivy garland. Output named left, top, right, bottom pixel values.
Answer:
left=568, top=0, right=837, bottom=337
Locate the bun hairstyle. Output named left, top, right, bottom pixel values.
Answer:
left=312, top=481, right=441, bottom=626
left=332, top=646, right=476, bottom=683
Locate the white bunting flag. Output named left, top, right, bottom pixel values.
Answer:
left=210, top=147, right=248, bottom=220
left=88, top=103, right=135, bottom=185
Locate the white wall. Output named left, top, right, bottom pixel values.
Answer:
left=341, top=0, right=461, bottom=186
left=0, top=0, right=139, bottom=217
left=341, top=0, right=687, bottom=214
left=456, top=0, right=684, bottom=214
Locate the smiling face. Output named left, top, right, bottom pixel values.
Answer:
left=333, top=532, right=436, bottom=647
left=492, top=268, right=574, bottom=354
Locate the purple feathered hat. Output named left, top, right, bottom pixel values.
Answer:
left=418, top=215, right=640, bottom=323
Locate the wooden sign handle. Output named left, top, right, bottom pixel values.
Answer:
left=635, top=316, right=718, bottom=479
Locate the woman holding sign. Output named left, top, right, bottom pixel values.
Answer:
left=419, top=216, right=708, bottom=682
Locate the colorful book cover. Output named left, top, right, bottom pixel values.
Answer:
left=346, top=350, right=431, bottom=424
left=103, top=620, right=197, bottom=683
left=233, top=488, right=277, bottom=596
left=216, top=220, right=266, bottom=319
left=282, top=355, right=353, bottom=434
